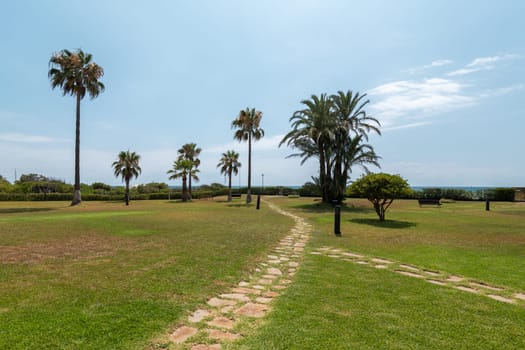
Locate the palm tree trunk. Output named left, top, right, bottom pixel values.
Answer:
left=125, top=179, right=130, bottom=206
left=318, top=144, right=328, bottom=203
left=182, top=175, right=189, bottom=202
left=189, top=166, right=192, bottom=196
left=71, top=93, right=82, bottom=206
left=227, top=169, right=232, bottom=202
left=246, top=133, right=252, bottom=204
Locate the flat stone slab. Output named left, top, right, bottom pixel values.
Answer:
left=374, top=265, right=388, bottom=269
left=192, top=344, right=222, bottom=350
left=264, top=291, right=280, bottom=298
left=288, top=262, right=299, bottom=267
left=238, top=281, right=250, bottom=287
left=207, top=316, right=235, bottom=329
left=310, top=252, right=322, bottom=255
left=455, top=285, right=478, bottom=293
left=342, top=252, right=363, bottom=258
left=220, top=293, right=251, bottom=302
left=399, top=264, right=419, bottom=271
left=267, top=255, right=278, bottom=259
left=258, top=278, right=273, bottom=285
left=328, top=254, right=340, bottom=258
left=470, top=282, right=504, bottom=291
left=427, top=279, right=446, bottom=286
left=220, top=306, right=234, bottom=313
left=356, top=261, right=369, bottom=265
left=267, top=268, right=282, bottom=275
left=235, top=303, right=269, bottom=318
left=262, top=274, right=277, bottom=280
left=256, top=297, right=273, bottom=304
left=371, top=258, right=393, bottom=264
left=513, top=293, right=525, bottom=301
left=423, top=270, right=441, bottom=277
left=273, top=285, right=287, bottom=290
left=395, top=270, right=424, bottom=278
left=207, top=329, right=241, bottom=341
left=207, top=297, right=236, bottom=307
left=268, top=260, right=281, bottom=264
left=232, top=287, right=262, bottom=295
left=447, top=275, right=463, bottom=282
left=189, top=309, right=210, bottom=323
left=170, top=326, right=198, bottom=343
left=487, top=294, right=514, bottom=304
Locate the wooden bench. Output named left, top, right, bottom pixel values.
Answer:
left=418, top=198, right=441, bottom=206
left=231, top=193, right=242, bottom=198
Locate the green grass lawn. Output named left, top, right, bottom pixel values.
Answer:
left=2, top=197, right=525, bottom=349
left=0, top=199, right=293, bottom=349
left=232, top=197, right=525, bottom=349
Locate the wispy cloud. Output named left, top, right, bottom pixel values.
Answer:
left=447, top=54, right=517, bottom=76
left=0, top=133, right=70, bottom=144
left=404, top=59, right=454, bottom=74
left=368, top=78, right=474, bottom=126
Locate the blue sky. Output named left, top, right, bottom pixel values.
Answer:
left=1, top=0, right=523, bottom=187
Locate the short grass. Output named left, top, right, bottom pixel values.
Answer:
left=232, top=197, right=525, bottom=349
left=0, top=199, right=293, bottom=349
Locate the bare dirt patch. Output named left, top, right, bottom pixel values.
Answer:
left=0, top=235, right=133, bottom=264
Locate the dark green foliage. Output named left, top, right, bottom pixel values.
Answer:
left=91, top=182, right=112, bottom=191
left=299, top=181, right=321, bottom=197
left=136, top=182, right=168, bottom=194
left=488, top=188, right=515, bottom=201
left=348, top=173, right=411, bottom=221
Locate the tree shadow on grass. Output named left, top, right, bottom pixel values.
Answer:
left=292, top=202, right=374, bottom=214
left=0, top=207, right=57, bottom=214
left=350, top=218, right=416, bottom=229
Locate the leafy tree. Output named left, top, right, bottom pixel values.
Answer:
left=232, top=108, right=264, bottom=204
left=348, top=173, right=411, bottom=221
left=112, top=151, right=141, bottom=205
left=91, top=182, right=112, bottom=192
left=48, top=49, right=105, bottom=206
left=17, top=173, right=50, bottom=183
left=217, top=150, right=242, bottom=202
left=177, top=143, right=201, bottom=196
left=167, top=159, right=194, bottom=202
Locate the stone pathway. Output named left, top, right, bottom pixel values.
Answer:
left=311, top=246, right=525, bottom=307
left=164, top=201, right=312, bottom=349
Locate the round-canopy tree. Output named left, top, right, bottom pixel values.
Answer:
left=112, top=151, right=141, bottom=206
left=348, top=173, right=411, bottom=221
left=48, top=49, right=105, bottom=206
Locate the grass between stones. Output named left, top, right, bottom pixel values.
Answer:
left=0, top=199, right=293, bottom=349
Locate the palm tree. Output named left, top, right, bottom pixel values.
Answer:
left=217, top=150, right=242, bottom=202
left=48, top=49, right=104, bottom=206
left=112, top=151, right=141, bottom=206
left=280, top=94, right=335, bottom=202
left=167, top=159, right=194, bottom=202
left=177, top=143, right=201, bottom=196
left=232, top=108, right=264, bottom=204
left=330, top=91, right=381, bottom=201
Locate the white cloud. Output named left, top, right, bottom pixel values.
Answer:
left=447, top=54, right=517, bottom=76
left=0, top=133, right=70, bottom=144
left=368, top=78, right=474, bottom=126
left=403, top=59, right=454, bottom=74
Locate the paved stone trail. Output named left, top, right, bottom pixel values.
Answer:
left=165, top=201, right=312, bottom=349
left=311, top=246, right=525, bottom=307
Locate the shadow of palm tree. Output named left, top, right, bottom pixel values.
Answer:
left=292, top=202, right=374, bottom=214
left=0, top=208, right=57, bottom=214
left=350, top=218, right=416, bottom=229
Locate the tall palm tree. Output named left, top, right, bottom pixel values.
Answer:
left=331, top=90, right=381, bottom=201
left=48, top=49, right=104, bottom=206
left=177, top=143, right=201, bottom=196
left=112, top=151, right=141, bottom=206
left=280, top=94, right=335, bottom=202
left=167, top=159, right=194, bottom=202
left=232, top=108, right=264, bottom=204
left=217, top=150, right=241, bottom=202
